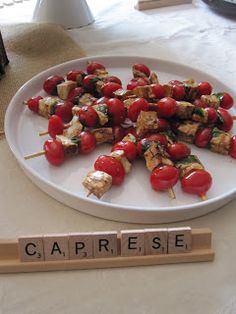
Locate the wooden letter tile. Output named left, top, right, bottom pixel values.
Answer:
left=120, top=230, right=145, bottom=257
left=144, top=228, right=168, bottom=255
left=93, top=231, right=118, bottom=258
left=69, top=233, right=93, bottom=259
left=168, top=227, right=192, bottom=254
left=43, top=234, right=69, bottom=261
left=18, top=236, right=44, bottom=262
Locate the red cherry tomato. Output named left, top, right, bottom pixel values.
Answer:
left=193, top=98, right=207, bottom=108
left=67, top=87, right=84, bottom=104
left=55, top=101, right=73, bottom=123
left=150, top=165, right=179, bottom=191
left=78, top=106, right=98, bottom=127
left=156, top=97, right=177, bottom=118
left=106, top=98, right=126, bottom=125
left=43, top=75, right=65, bottom=95
left=48, top=115, right=64, bottom=138
left=156, top=118, right=170, bottom=131
left=172, top=84, right=186, bottom=100
left=217, top=107, right=233, bottom=132
left=104, top=76, right=122, bottom=85
left=229, top=135, right=236, bottom=159
left=194, top=128, right=212, bottom=148
left=94, top=155, right=125, bottom=185
left=26, top=96, right=43, bottom=113
left=101, top=82, right=122, bottom=97
left=136, top=138, right=151, bottom=156
left=197, top=81, right=212, bottom=96
left=218, top=92, right=234, bottom=110
left=66, top=70, right=85, bottom=84
left=169, top=80, right=182, bottom=86
left=82, top=74, right=100, bottom=93
left=112, top=126, right=126, bottom=143
left=151, top=84, right=165, bottom=99
left=127, top=77, right=149, bottom=90
left=128, top=97, right=149, bottom=122
left=205, top=107, right=218, bottom=124
left=181, top=169, right=212, bottom=198
left=112, top=141, right=137, bottom=161
left=79, top=131, right=96, bottom=154
left=145, top=133, right=168, bottom=147
left=43, top=139, right=65, bottom=166
left=132, top=63, right=151, bottom=78
left=87, top=62, right=106, bottom=74
left=167, top=143, right=191, bottom=161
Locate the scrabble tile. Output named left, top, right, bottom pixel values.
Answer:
left=168, top=227, right=192, bottom=254
left=43, top=234, right=69, bottom=261
left=120, top=230, right=145, bottom=257
left=144, top=228, right=168, bottom=255
left=69, top=233, right=93, bottom=259
left=18, top=235, right=44, bottom=262
left=93, top=231, right=118, bottom=258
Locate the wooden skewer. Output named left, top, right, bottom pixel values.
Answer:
left=167, top=188, right=176, bottom=199
left=200, top=194, right=207, bottom=201
left=24, top=151, right=45, bottom=160
left=232, top=116, right=236, bottom=120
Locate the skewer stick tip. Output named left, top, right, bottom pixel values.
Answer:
left=39, top=130, right=49, bottom=136
left=24, top=151, right=45, bottom=160
left=167, top=188, right=176, bottom=199
left=200, top=194, right=207, bottom=201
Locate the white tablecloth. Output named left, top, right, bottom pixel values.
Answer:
left=1, top=1, right=236, bottom=313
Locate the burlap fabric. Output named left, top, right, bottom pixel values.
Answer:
left=0, top=22, right=86, bottom=135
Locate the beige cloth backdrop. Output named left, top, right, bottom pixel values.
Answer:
left=0, top=22, right=86, bottom=133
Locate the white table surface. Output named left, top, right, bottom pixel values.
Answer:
left=1, top=1, right=236, bottom=313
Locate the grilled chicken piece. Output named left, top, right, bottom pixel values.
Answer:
left=177, top=121, right=201, bottom=143
left=144, top=143, right=173, bottom=172
left=91, top=127, right=114, bottom=144
left=83, top=170, right=112, bottom=199
left=175, top=101, right=195, bottom=120
left=183, top=79, right=198, bottom=101
left=133, top=85, right=154, bottom=99
left=201, top=95, right=220, bottom=109
left=175, top=155, right=204, bottom=178
left=210, top=128, right=231, bottom=155
left=122, top=133, right=137, bottom=143
left=110, top=150, right=131, bottom=174
left=149, top=72, right=159, bottom=84
left=136, top=111, right=158, bottom=137
left=38, top=97, right=60, bottom=118
left=113, top=88, right=135, bottom=100
left=63, top=116, right=83, bottom=139
left=56, top=135, right=78, bottom=157
left=57, top=80, right=77, bottom=100
left=163, top=84, right=173, bottom=97
left=79, top=93, right=97, bottom=107
left=192, top=107, right=208, bottom=124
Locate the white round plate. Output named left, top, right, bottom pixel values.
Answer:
left=5, top=56, right=236, bottom=223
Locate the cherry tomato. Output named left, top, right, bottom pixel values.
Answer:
left=193, top=98, right=207, bottom=108
left=127, top=77, right=149, bottom=90
left=87, top=62, right=106, bottom=74
left=181, top=169, right=212, bottom=198
left=132, top=63, right=151, bottom=78
left=106, top=98, right=126, bottom=125
left=43, top=139, right=65, bottom=166
left=78, top=131, right=96, bottom=154
left=48, top=115, right=64, bottom=138
left=66, top=70, right=85, bottom=84
left=127, top=97, right=149, bottom=122
left=136, top=138, right=151, bottom=156
left=167, top=143, right=191, bottom=160
left=26, top=96, right=43, bottom=113
left=82, top=74, right=100, bottom=93
left=145, top=133, right=168, bottom=147
left=217, top=107, right=233, bottom=132
left=229, top=135, right=236, bottom=159
left=112, top=141, right=137, bottom=161
left=55, top=101, right=73, bottom=123
left=172, top=84, right=185, bottom=100
left=113, top=126, right=126, bottom=143
left=169, top=80, right=182, bottom=86
left=104, top=76, right=122, bottom=85
left=43, top=75, right=65, bottom=95
left=156, top=97, right=177, bottom=118
left=150, top=165, right=179, bottom=191
left=197, top=81, right=212, bottom=96
left=157, top=118, right=170, bottom=131
left=205, top=107, right=217, bottom=124
left=151, top=84, right=165, bottom=99
left=78, top=106, right=98, bottom=127
left=67, top=87, right=84, bottom=104
left=94, top=155, right=125, bottom=185
left=194, top=128, right=212, bottom=148
left=217, top=92, right=234, bottom=110
left=101, top=82, right=122, bottom=97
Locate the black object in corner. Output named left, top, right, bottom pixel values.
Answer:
left=0, top=31, right=9, bottom=77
